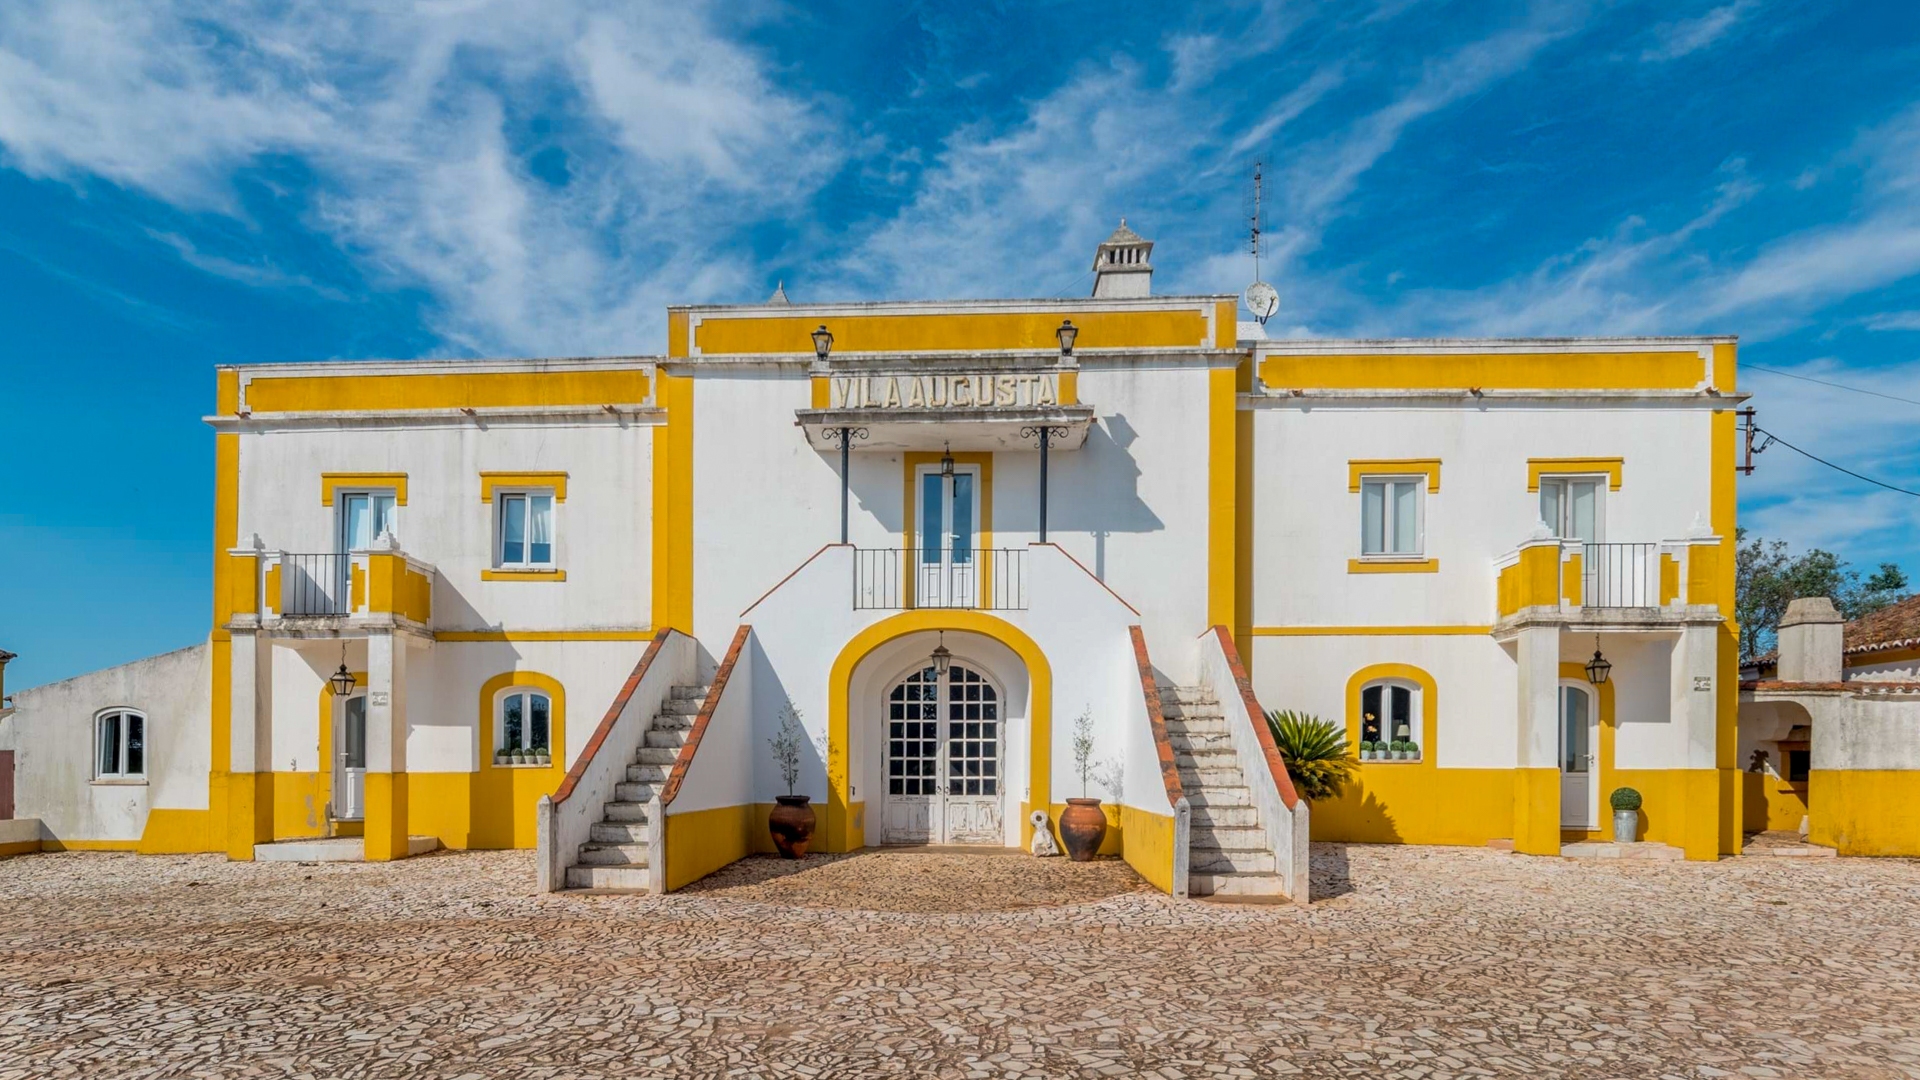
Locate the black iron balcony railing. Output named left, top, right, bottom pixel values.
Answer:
left=853, top=548, right=1027, bottom=610
left=281, top=553, right=352, bottom=616
left=1580, top=542, right=1659, bottom=608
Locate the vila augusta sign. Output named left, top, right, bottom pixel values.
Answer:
left=829, top=372, right=1061, bottom=410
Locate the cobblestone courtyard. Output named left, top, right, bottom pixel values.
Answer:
left=2, top=844, right=1916, bottom=1079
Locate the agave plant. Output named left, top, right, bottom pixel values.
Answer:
left=1265, top=710, right=1359, bottom=802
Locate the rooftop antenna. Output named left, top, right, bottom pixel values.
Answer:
left=1244, top=160, right=1279, bottom=326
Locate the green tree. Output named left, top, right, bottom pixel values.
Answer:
left=1735, top=528, right=1911, bottom=662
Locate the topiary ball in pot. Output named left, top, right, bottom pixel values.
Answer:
left=1609, top=787, right=1642, bottom=811
left=1609, top=787, right=1642, bottom=844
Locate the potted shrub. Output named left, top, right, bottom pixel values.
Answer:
left=534, top=748, right=551, bottom=766
left=767, top=701, right=815, bottom=858
left=1264, top=710, right=1359, bottom=801
left=1610, top=787, right=1642, bottom=844
left=494, top=749, right=510, bottom=767
left=1058, top=709, right=1108, bottom=861
left=1358, top=740, right=1374, bottom=760
left=1404, top=742, right=1420, bottom=761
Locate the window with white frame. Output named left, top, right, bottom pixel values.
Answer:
left=1360, top=477, right=1424, bottom=557
left=496, top=688, right=552, bottom=758
left=1358, top=680, right=1421, bottom=759
left=1538, top=477, right=1604, bottom=542
left=494, top=490, right=556, bottom=569
left=95, top=709, right=147, bottom=779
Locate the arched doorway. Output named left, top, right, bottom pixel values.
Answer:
left=881, top=660, right=1004, bottom=845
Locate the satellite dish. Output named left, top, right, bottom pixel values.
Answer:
left=1244, top=280, right=1280, bottom=324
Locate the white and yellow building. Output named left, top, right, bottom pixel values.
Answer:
left=0, top=224, right=1752, bottom=895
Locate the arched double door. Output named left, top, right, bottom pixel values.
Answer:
left=881, top=662, right=1004, bottom=845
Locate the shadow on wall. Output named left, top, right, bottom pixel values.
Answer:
left=1311, top=789, right=1406, bottom=847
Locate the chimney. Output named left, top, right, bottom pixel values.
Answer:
left=1777, top=597, right=1844, bottom=683
left=0, top=649, right=13, bottom=706
left=1091, top=219, right=1153, bottom=299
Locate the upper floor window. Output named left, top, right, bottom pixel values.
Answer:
left=496, top=688, right=552, bottom=759
left=95, top=709, right=146, bottom=780
left=1360, top=477, right=1424, bottom=557
left=1539, top=477, right=1603, bottom=543
left=495, top=491, right=556, bottom=569
left=339, top=491, right=398, bottom=550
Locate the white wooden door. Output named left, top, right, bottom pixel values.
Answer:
left=915, top=467, right=978, bottom=608
left=883, top=663, right=1002, bottom=844
left=1559, top=684, right=1595, bottom=829
left=334, top=694, right=367, bottom=822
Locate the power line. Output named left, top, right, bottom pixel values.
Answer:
left=1752, top=425, right=1920, bottom=498
left=1746, top=363, right=1920, bottom=408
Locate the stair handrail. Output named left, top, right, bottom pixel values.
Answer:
left=1209, top=626, right=1301, bottom=809
left=1131, top=625, right=1189, bottom=897
left=552, top=627, right=676, bottom=808
left=660, top=624, right=751, bottom=808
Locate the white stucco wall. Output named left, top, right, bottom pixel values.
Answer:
left=0, top=643, right=210, bottom=843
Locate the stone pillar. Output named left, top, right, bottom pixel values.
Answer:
left=1512, top=625, right=1562, bottom=855
left=1777, top=597, right=1844, bottom=683
left=1670, top=622, right=1723, bottom=860
left=362, top=630, right=410, bottom=861
left=225, top=629, right=273, bottom=860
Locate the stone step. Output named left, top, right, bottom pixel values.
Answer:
left=658, top=698, right=703, bottom=717
left=651, top=714, right=694, bottom=731
left=1159, top=701, right=1225, bottom=721
left=633, top=747, right=681, bottom=766
left=564, top=865, right=651, bottom=891
left=1192, top=825, right=1269, bottom=852
left=1189, top=871, right=1288, bottom=898
left=1189, top=804, right=1260, bottom=828
left=1167, top=730, right=1233, bottom=751
left=590, top=821, right=650, bottom=844
left=1158, top=685, right=1217, bottom=706
left=644, top=728, right=690, bottom=749
left=1190, top=847, right=1276, bottom=874
left=668, top=684, right=712, bottom=701
left=615, top=780, right=661, bottom=802
left=603, top=800, right=651, bottom=823
left=1178, top=765, right=1244, bottom=787
left=578, top=842, right=650, bottom=867
left=1182, top=787, right=1253, bottom=808
left=1174, top=749, right=1237, bottom=770
left=625, top=764, right=671, bottom=784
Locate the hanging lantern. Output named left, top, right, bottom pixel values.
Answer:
left=1585, top=637, right=1612, bottom=686
left=939, top=442, right=955, bottom=479
left=930, top=631, right=952, bottom=678
left=329, top=664, right=357, bottom=697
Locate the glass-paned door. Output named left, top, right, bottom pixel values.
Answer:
left=1558, top=684, right=1595, bottom=829
left=334, top=491, right=397, bottom=610
left=334, top=693, right=368, bottom=821
left=883, top=662, right=1002, bottom=844
left=916, top=466, right=978, bottom=608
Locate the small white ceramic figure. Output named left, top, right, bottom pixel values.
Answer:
left=1029, top=811, right=1061, bottom=857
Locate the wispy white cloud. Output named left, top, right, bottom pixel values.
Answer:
left=1865, top=310, right=1920, bottom=331
left=1641, top=1, right=1758, bottom=63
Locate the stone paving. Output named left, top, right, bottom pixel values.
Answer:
left=1, top=843, right=1917, bottom=1079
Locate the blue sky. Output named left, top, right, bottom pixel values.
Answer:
left=3, top=0, right=1918, bottom=688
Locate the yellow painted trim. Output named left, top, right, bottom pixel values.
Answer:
left=1057, top=370, right=1078, bottom=406
left=1119, top=804, right=1177, bottom=895
left=479, top=471, right=568, bottom=502
left=209, top=378, right=242, bottom=857
left=1561, top=551, right=1583, bottom=607
left=480, top=569, right=568, bottom=582
left=42, top=839, right=142, bottom=852
left=1659, top=553, right=1681, bottom=605
left=1261, top=351, right=1706, bottom=391
left=1687, top=543, right=1721, bottom=609
left=435, top=629, right=653, bottom=642
left=663, top=804, right=758, bottom=891
left=362, top=772, right=409, bottom=861
left=1213, top=299, right=1237, bottom=348
left=263, top=563, right=280, bottom=615
left=1346, top=663, right=1439, bottom=760
left=321, top=472, right=409, bottom=506
left=225, top=772, right=272, bottom=860
left=316, top=673, right=367, bottom=841
left=1511, top=767, right=1562, bottom=856
left=1207, top=365, right=1238, bottom=637
left=1348, top=458, right=1441, bottom=493
left=349, top=562, right=366, bottom=610
left=652, top=370, right=694, bottom=633
left=228, top=551, right=260, bottom=618
left=902, top=452, right=994, bottom=608
left=1809, top=770, right=1920, bottom=856
left=249, top=369, right=651, bottom=414
left=1710, top=345, right=1740, bottom=857
left=365, top=553, right=432, bottom=622
left=137, top=808, right=221, bottom=854
left=810, top=375, right=830, bottom=409
left=1348, top=558, right=1440, bottom=574
left=0, top=839, right=40, bottom=858
left=693, top=309, right=1211, bottom=354
left=1558, top=664, right=1617, bottom=840
left=1252, top=625, right=1491, bottom=636
left=1526, top=457, right=1623, bottom=492
left=1850, top=646, right=1920, bottom=667
left=827, top=611, right=1050, bottom=853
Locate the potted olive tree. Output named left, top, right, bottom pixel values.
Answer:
left=767, top=701, right=815, bottom=858
left=1058, top=708, right=1108, bottom=861
left=1610, top=787, right=1642, bottom=844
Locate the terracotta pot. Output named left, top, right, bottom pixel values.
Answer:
left=1058, top=798, right=1108, bottom=862
left=769, top=795, right=816, bottom=859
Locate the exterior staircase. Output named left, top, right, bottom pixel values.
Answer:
left=1159, top=683, right=1287, bottom=897
left=562, top=681, right=708, bottom=890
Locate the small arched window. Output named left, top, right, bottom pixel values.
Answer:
left=1359, top=680, right=1422, bottom=759
left=496, top=689, right=552, bottom=756
left=95, top=709, right=147, bottom=779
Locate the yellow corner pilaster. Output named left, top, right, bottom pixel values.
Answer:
left=1511, top=768, right=1560, bottom=855
left=363, top=773, right=410, bottom=861
left=652, top=369, right=694, bottom=633
left=1207, top=364, right=1239, bottom=636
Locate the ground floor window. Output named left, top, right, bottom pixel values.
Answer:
left=95, top=709, right=146, bottom=779
left=1359, top=681, right=1419, bottom=758
left=497, top=690, right=552, bottom=757
left=1786, top=748, right=1810, bottom=783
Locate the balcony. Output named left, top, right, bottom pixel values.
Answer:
left=1494, top=533, right=1724, bottom=632
left=226, top=536, right=435, bottom=633
left=852, top=547, right=1027, bottom=610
